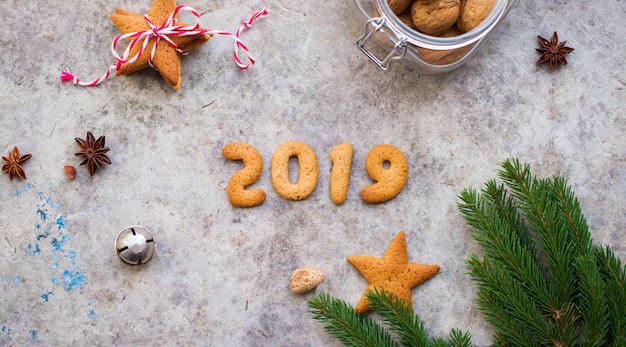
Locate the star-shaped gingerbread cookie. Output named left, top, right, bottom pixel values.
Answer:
left=348, top=230, right=440, bottom=313
left=109, top=0, right=212, bottom=89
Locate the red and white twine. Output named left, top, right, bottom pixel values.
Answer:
left=61, top=6, right=269, bottom=87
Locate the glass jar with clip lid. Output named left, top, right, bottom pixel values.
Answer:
left=354, top=0, right=516, bottom=73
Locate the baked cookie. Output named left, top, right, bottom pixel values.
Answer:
left=348, top=230, right=439, bottom=313
left=223, top=142, right=266, bottom=207
left=109, top=0, right=212, bottom=89
left=329, top=143, right=353, bottom=205
left=271, top=141, right=318, bottom=200
left=360, top=144, right=408, bottom=203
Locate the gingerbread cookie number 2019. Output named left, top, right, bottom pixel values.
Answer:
left=223, top=141, right=408, bottom=207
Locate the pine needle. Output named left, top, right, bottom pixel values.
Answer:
left=308, top=293, right=398, bottom=347
left=308, top=290, right=472, bottom=347
left=365, top=288, right=430, bottom=347
left=459, top=158, right=626, bottom=345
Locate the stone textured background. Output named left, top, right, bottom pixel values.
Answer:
left=0, top=0, right=624, bottom=345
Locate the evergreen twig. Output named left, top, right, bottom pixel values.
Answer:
left=308, top=289, right=472, bottom=347
left=365, top=288, right=429, bottom=347
left=459, top=158, right=626, bottom=345
left=308, top=293, right=397, bottom=347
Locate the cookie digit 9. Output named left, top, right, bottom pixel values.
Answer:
left=360, top=144, right=408, bottom=203
left=329, top=142, right=353, bottom=205
left=222, top=142, right=266, bottom=207
left=271, top=141, right=318, bottom=200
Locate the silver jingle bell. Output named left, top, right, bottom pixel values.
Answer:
left=115, top=226, right=156, bottom=265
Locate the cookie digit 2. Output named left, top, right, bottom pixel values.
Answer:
left=329, top=142, right=353, bottom=205
left=360, top=144, right=408, bottom=203
left=271, top=141, right=318, bottom=200
left=222, top=142, right=266, bottom=207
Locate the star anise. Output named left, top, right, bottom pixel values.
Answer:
left=75, top=131, right=111, bottom=176
left=2, top=146, right=32, bottom=181
left=536, top=31, right=574, bottom=71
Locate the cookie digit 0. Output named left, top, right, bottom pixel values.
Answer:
left=271, top=141, right=318, bottom=200
left=329, top=142, right=353, bottom=205
left=360, top=144, right=408, bottom=203
left=222, top=142, right=266, bottom=207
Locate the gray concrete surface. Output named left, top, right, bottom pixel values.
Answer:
left=1, top=0, right=625, bottom=345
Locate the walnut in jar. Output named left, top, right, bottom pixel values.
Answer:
left=397, top=10, right=418, bottom=30
left=416, top=26, right=470, bottom=65
left=387, top=0, right=413, bottom=15
left=411, top=0, right=461, bottom=36
left=457, top=0, right=496, bottom=32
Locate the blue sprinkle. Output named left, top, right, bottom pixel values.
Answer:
left=40, top=290, right=53, bottom=302
left=87, top=309, right=98, bottom=319
left=37, top=208, right=47, bottom=222
left=51, top=277, right=59, bottom=285
left=36, top=228, right=49, bottom=240
left=46, top=197, right=60, bottom=210
left=14, top=183, right=31, bottom=196
left=49, top=253, right=59, bottom=269
left=26, top=243, right=41, bottom=256
left=61, top=269, right=86, bottom=291
left=65, top=250, right=77, bottom=264
left=35, top=223, right=40, bottom=229
left=56, top=215, right=66, bottom=229
left=29, top=329, right=37, bottom=340
left=13, top=276, right=19, bottom=285
left=51, top=235, right=71, bottom=251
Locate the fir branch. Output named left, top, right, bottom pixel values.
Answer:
left=460, top=159, right=626, bottom=345
left=446, top=329, right=472, bottom=347
left=498, top=160, right=581, bottom=342
left=551, top=176, right=594, bottom=255
left=308, top=293, right=398, bottom=347
left=596, top=246, right=626, bottom=343
left=308, top=290, right=473, bottom=347
left=365, top=288, right=430, bottom=347
left=459, top=183, right=556, bottom=313
left=575, top=253, right=608, bottom=347
left=466, top=254, right=551, bottom=344
left=499, top=160, right=578, bottom=306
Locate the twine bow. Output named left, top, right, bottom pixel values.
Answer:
left=61, top=6, right=269, bottom=87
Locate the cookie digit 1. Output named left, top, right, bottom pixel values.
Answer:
left=271, top=141, right=318, bottom=200
left=329, top=142, right=353, bottom=205
left=360, top=144, right=408, bottom=203
left=222, top=142, right=266, bottom=207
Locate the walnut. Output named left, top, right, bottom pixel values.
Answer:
left=387, top=0, right=413, bottom=15
left=397, top=10, right=417, bottom=30
left=410, top=0, right=460, bottom=36
left=457, top=0, right=496, bottom=32
left=416, top=26, right=470, bottom=65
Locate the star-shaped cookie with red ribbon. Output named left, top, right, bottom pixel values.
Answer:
left=61, top=2, right=268, bottom=89
left=348, top=230, right=440, bottom=313
left=109, top=0, right=212, bottom=89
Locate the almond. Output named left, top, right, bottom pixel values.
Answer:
left=290, top=267, right=325, bottom=294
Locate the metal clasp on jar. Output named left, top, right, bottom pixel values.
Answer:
left=357, top=17, right=407, bottom=70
